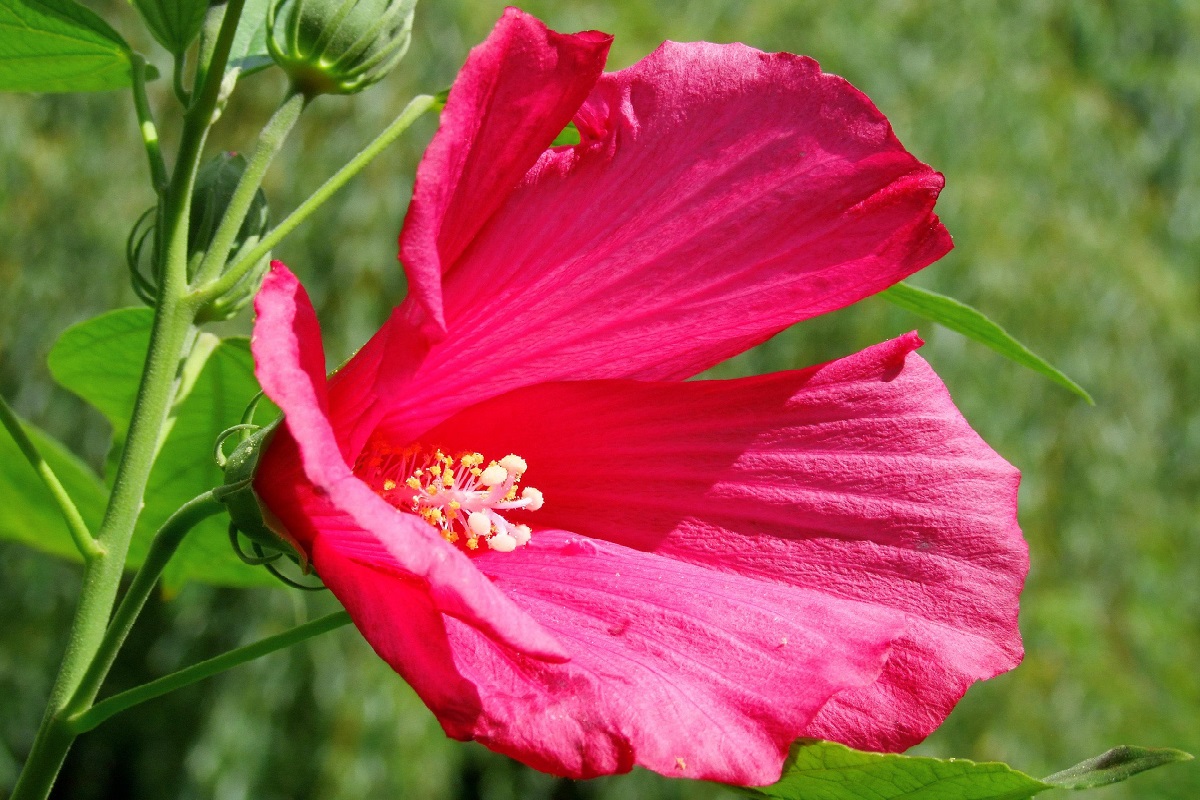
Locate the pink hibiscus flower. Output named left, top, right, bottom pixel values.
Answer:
left=249, top=8, right=1027, bottom=785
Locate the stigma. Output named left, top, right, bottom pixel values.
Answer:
left=356, top=445, right=541, bottom=552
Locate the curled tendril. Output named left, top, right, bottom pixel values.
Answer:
left=254, top=541, right=326, bottom=591
left=126, top=206, right=159, bottom=306
left=228, top=522, right=282, bottom=565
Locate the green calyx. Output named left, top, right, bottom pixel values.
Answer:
left=190, top=152, right=272, bottom=322
left=128, top=152, right=271, bottom=318
left=216, top=423, right=297, bottom=560
left=266, top=0, right=417, bottom=96
left=188, top=153, right=270, bottom=269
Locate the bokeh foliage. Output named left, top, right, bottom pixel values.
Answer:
left=1, top=0, right=1197, bottom=797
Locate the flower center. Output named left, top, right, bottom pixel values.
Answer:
left=355, top=445, right=542, bottom=552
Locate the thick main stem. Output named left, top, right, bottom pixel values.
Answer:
left=10, top=1, right=247, bottom=796
left=11, top=299, right=195, bottom=800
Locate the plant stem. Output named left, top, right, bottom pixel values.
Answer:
left=192, top=90, right=308, bottom=287
left=191, top=93, right=436, bottom=306
left=131, top=54, right=168, bottom=193
left=11, top=302, right=195, bottom=800
left=70, top=612, right=352, bottom=734
left=67, top=492, right=224, bottom=715
left=10, top=3, right=247, bottom=798
left=0, top=394, right=103, bottom=561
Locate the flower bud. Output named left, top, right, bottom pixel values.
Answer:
left=189, top=152, right=270, bottom=263
left=190, top=152, right=271, bottom=321
left=266, top=0, right=417, bottom=96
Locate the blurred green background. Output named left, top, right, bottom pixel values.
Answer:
left=2, top=0, right=1198, bottom=797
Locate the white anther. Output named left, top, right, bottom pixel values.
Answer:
left=498, top=454, right=528, bottom=475
left=467, top=511, right=492, bottom=537
left=513, top=524, right=532, bottom=546
left=521, top=486, right=544, bottom=511
left=479, top=464, right=508, bottom=486
left=487, top=532, right=517, bottom=552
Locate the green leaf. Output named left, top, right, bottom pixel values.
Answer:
left=751, top=740, right=1192, bottom=800
left=48, top=308, right=155, bottom=432
left=1042, top=745, right=1193, bottom=790
left=0, top=414, right=107, bottom=561
left=881, top=281, right=1094, bottom=404
left=753, top=740, right=1046, bottom=800
left=130, top=0, right=206, bottom=55
left=0, top=0, right=134, bottom=92
left=48, top=309, right=276, bottom=588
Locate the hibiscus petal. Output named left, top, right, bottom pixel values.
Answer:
left=412, top=334, right=1026, bottom=751
left=398, top=7, right=612, bottom=336
left=318, top=527, right=904, bottom=784
left=371, top=38, right=952, bottom=443
left=252, top=263, right=566, bottom=662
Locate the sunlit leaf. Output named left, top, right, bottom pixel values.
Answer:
left=881, top=281, right=1093, bottom=404
left=48, top=309, right=276, bottom=588
left=0, top=414, right=106, bottom=561
left=751, top=739, right=1191, bottom=800
left=0, top=0, right=133, bottom=92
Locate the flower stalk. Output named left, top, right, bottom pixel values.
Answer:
left=69, top=611, right=352, bottom=734
left=66, top=491, right=226, bottom=716
left=192, top=89, right=309, bottom=289
left=192, top=92, right=435, bottom=307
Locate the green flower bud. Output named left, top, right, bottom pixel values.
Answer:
left=190, top=152, right=271, bottom=321
left=189, top=152, right=270, bottom=263
left=126, top=153, right=271, bottom=314
left=266, top=0, right=417, bottom=96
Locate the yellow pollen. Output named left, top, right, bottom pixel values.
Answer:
left=356, top=445, right=544, bottom=555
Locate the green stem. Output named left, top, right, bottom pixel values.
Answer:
left=131, top=54, right=168, bottom=193
left=11, top=303, right=195, bottom=800
left=193, top=90, right=308, bottom=287
left=191, top=93, right=436, bottom=307
left=11, top=5, right=247, bottom=799
left=70, top=612, right=352, bottom=734
left=66, top=492, right=224, bottom=715
left=0, top=394, right=103, bottom=561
